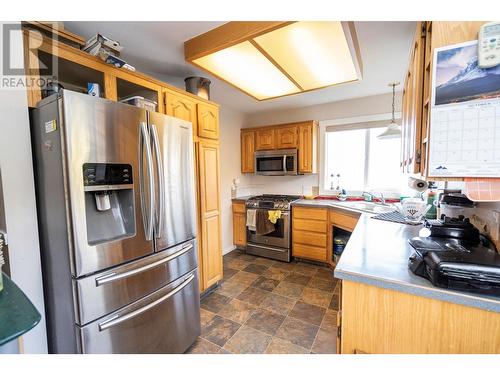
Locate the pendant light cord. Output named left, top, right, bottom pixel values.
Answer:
left=391, top=83, right=396, bottom=123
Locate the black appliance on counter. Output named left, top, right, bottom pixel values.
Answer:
left=408, top=215, right=500, bottom=296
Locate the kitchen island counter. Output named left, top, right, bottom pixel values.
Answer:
left=334, top=214, right=500, bottom=353
left=334, top=214, right=500, bottom=313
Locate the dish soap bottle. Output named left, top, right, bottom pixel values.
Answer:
left=425, top=187, right=438, bottom=219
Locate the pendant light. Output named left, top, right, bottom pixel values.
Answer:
left=378, top=82, right=401, bottom=139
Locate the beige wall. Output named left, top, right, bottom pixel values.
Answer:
left=245, top=91, right=402, bottom=127
left=0, top=22, right=47, bottom=353
left=219, top=106, right=250, bottom=254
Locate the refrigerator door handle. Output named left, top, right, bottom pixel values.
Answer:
left=139, top=122, right=154, bottom=241
left=98, top=272, right=196, bottom=331
left=94, top=243, right=194, bottom=286
left=151, top=124, right=165, bottom=239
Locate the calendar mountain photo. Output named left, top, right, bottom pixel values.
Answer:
left=435, top=43, right=500, bottom=105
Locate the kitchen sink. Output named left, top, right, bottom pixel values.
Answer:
left=334, top=201, right=395, bottom=214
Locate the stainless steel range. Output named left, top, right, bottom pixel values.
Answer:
left=245, top=194, right=301, bottom=262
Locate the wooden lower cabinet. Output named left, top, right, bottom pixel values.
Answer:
left=197, top=140, right=223, bottom=291
left=292, top=207, right=328, bottom=262
left=329, top=210, right=360, bottom=232
left=341, top=280, right=500, bottom=354
left=232, top=202, right=246, bottom=247
left=291, top=206, right=360, bottom=266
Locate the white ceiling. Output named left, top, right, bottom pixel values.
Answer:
left=64, top=21, right=416, bottom=114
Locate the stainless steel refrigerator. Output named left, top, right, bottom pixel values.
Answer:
left=30, top=90, right=200, bottom=354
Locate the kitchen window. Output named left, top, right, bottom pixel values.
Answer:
left=320, top=114, right=405, bottom=195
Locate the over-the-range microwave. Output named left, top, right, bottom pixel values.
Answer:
left=255, top=149, right=298, bottom=176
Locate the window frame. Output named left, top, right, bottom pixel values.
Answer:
left=319, top=112, right=402, bottom=196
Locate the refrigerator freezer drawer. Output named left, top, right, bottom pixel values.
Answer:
left=77, top=270, right=200, bottom=353
left=74, top=239, right=197, bottom=325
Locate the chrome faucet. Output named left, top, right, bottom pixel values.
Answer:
left=362, top=191, right=387, bottom=205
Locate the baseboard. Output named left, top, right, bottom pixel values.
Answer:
left=222, top=245, right=236, bottom=256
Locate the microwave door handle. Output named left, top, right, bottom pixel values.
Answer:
left=151, top=124, right=165, bottom=239
left=283, top=155, right=287, bottom=174
left=139, top=122, right=154, bottom=241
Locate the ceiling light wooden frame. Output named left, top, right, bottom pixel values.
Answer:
left=184, top=21, right=363, bottom=101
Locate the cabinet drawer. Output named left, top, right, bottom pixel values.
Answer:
left=293, top=230, right=327, bottom=247
left=293, top=218, right=327, bottom=233
left=232, top=202, right=246, bottom=213
left=292, top=243, right=327, bottom=262
left=329, top=210, right=360, bottom=231
left=293, top=206, right=327, bottom=221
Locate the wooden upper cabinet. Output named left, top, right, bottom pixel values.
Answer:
left=255, top=129, right=275, bottom=150
left=165, top=90, right=197, bottom=133
left=398, top=21, right=487, bottom=178
left=298, top=121, right=317, bottom=174
left=197, top=103, right=219, bottom=139
left=241, top=130, right=255, bottom=173
left=401, top=21, right=425, bottom=174
left=276, top=125, right=298, bottom=149
left=241, top=120, right=317, bottom=173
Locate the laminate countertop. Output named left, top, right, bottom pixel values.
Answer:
left=333, top=214, right=500, bottom=313
left=231, top=196, right=253, bottom=203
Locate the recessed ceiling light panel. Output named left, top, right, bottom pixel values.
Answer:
left=185, top=21, right=363, bottom=100
left=254, top=21, right=359, bottom=90
left=193, top=41, right=300, bottom=100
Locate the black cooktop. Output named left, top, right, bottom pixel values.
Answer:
left=250, top=194, right=302, bottom=202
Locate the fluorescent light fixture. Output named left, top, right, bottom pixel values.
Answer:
left=193, top=41, right=300, bottom=100
left=254, top=22, right=358, bottom=91
left=185, top=22, right=362, bottom=100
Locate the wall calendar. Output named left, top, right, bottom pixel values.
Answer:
left=429, top=40, right=500, bottom=177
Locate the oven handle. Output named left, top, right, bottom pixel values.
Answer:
left=283, top=155, right=287, bottom=174
left=98, top=272, right=195, bottom=331
left=250, top=209, right=290, bottom=215
left=247, top=243, right=289, bottom=253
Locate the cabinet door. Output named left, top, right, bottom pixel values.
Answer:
left=276, top=125, right=298, bottom=149
left=255, top=129, right=275, bottom=150
left=298, top=123, right=314, bottom=173
left=165, top=91, right=197, bottom=134
left=197, top=141, right=223, bottom=289
left=241, top=130, right=255, bottom=173
left=232, top=212, right=247, bottom=247
left=197, top=103, right=219, bottom=140
left=401, top=22, right=425, bottom=174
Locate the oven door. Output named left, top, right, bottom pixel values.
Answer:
left=247, top=209, right=290, bottom=248
left=255, top=149, right=297, bottom=176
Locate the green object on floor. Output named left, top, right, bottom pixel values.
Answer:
left=0, top=272, right=41, bottom=347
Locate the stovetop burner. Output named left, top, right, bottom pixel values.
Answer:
left=246, top=194, right=302, bottom=210
left=250, top=194, right=302, bottom=201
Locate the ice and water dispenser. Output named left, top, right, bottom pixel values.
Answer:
left=83, top=163, right=136, bottom=245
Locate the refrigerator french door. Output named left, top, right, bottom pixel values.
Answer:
left=31, top=90, right=199, bottom=353
left=148, top=111, right=196, bottom=251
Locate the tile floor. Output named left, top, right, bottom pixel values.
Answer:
left=186, top=249, right=341, bottom=354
